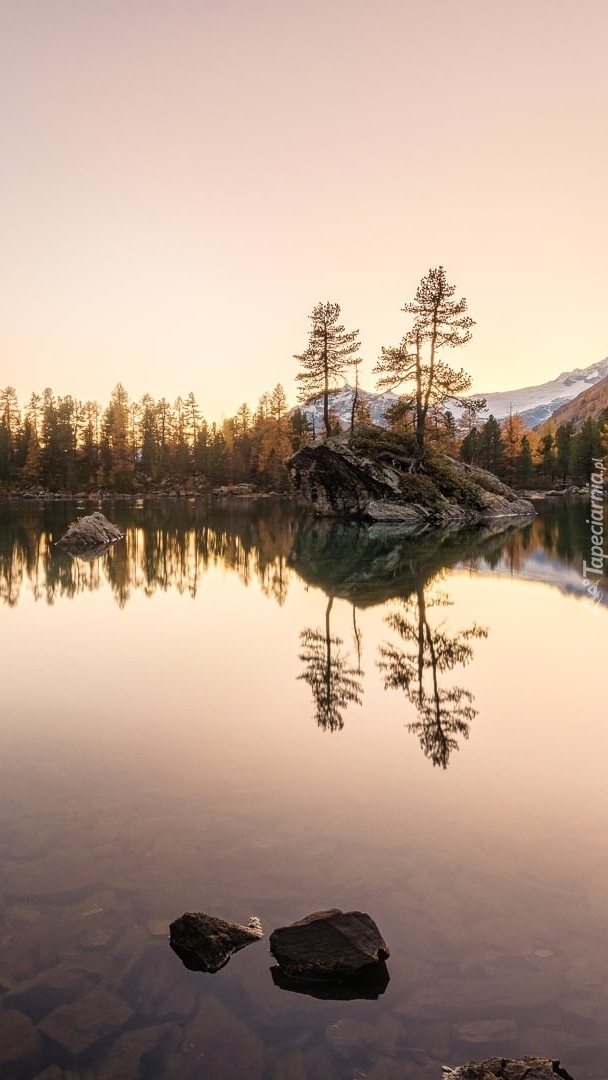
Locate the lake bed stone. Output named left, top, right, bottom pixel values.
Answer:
left=0, top=1008, right=41, bottom=1075
left=38, top=987, right=133, bottom=1057
left=452, top=1018, right=518, bottom=1046
left=5, top=964, right=97, bottom=1020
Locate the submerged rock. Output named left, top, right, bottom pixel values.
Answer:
left=55, top=511, right=124, bottom=554
left=442, top=1058, right=575, bottom=1080
left=38, top=987, right=133, bottom=1057
left=169, top=912, right=263, bottom=973
left=269, top=908, right=389, bottom=982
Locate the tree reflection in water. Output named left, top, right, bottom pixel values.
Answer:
left=298, top=596, right=364, bottom=732
left=378, top=582, right=488, bottom=768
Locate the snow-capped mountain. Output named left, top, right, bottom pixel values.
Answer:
left=468, top=356, right=608, bottom=427
left=296, top=356, right=608, bottom=432
left=297, top=384, right=397, bottom=435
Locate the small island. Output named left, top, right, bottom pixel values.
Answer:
left=288, top=428, right=535, bottom=525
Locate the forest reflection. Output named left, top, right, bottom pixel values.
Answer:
left=0, top=497, right=594, bottom=767
left=0, top=495, right=591, bottom=610
left=0, top=499, right=300, bottom=608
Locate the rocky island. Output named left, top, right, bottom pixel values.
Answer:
left=288, top=430, right=535, bottom=525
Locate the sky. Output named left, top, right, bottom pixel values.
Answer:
left=1, top=0, right=606, bottom=422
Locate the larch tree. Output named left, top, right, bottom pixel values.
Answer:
left=373, top=267, right=477, bottom=466
left=295, top=302, right=361, bottom=438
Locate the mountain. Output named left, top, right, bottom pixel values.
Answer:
left=297, top=384, right=397, bottom=435
left=538, top=372, right=608, bottom=430
left=469, top=356, right=608, bottom=428
left=295, top=356, right=608, bottom=432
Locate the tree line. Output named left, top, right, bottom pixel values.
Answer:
left=0, top=382, right=309, bottom=493
left=1, top=264, right=605, bottom=493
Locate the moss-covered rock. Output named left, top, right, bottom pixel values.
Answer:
left=288, top=437, right=534, bottom=525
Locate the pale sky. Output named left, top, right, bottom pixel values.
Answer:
left=1, top=0, right=606, bottom=421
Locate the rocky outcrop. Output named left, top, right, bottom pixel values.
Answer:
left=169, top=912, right=263, bottom=973
left=442, top=1059, right=574, bottom=1080
left=288, top=439, right=534, bottom=524
left=269, top=909, right=389, bottom=983
left=55, top=512, right=124, bottom=554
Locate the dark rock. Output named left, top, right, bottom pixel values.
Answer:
left=443, top=1058, right=575, bottom=1080
left=55, top=511, right=124, bottom=554
left=269, top=908, right=389, bottom=982
left=288, top=439, right=535, bottom=524
left=169, top=912, right=263, bottom=973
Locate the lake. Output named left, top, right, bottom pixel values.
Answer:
left=0, top=496, right=606, bottom=1079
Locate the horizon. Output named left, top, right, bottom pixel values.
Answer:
left=1, top=1, right=607, bottom=419
left=3, top=350, right=608, bottom=423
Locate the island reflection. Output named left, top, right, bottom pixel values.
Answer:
left=0, top=495, right=594, bottom=610
left=0, top=497, right=595, bottom=769
left=293, top=520, right=492, bottom=762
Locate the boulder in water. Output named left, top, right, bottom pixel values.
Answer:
left=56, top=512, right=124, bottom=554
left=269, top=908, right=389, bottom=982
left=169, top=912, right=263, bottom=973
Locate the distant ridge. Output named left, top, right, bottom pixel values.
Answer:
left=295, top=355, right=608, bottom=432
left=468, top=355, right=608, bottom=427
left=538, top=371, right=608, bottom=430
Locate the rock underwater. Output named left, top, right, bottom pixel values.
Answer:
left=169, top=912, right=263, bottom=973
left=55, top=511, right=124, bottom=555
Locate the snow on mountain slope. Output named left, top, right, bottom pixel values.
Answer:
left=295, top=356, right=608, bottom=432
left=297, top=384, right=397, bottom=434
left=470, top=356, right=608, bottom=426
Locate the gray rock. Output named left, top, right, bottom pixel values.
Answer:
left=169, top=911, right=263, bottom=973
left=269, top=908, right=389, bottom=982
left=442, top=1058, right=575, bottom=1080
left=55, top=511, right=124, bottom=554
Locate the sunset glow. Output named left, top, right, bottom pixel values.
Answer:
left=1, top=0, right=606, bottom=419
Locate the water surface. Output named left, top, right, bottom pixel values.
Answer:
left=0, top=497, right=605, bottom=1079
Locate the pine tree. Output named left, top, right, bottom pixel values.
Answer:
left=516, top=435, right=534, bottom=487
left=570, top=417, right=602, bottom=484
left=373, top=267, right=475, bottom=465
left=295, top=302, right=361, bottom=438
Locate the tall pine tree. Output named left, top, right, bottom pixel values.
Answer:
left=295, top=302, right=360, bottom=438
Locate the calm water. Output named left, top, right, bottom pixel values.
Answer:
left=0, top=496, right=606, bottom=1079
